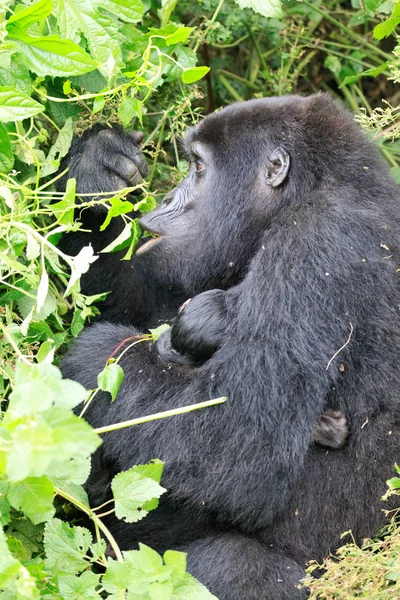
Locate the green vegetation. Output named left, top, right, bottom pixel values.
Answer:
left=0, top=0, right=399, bottom=597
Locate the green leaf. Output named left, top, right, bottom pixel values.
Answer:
left=100, top=221, right=134, bottom=253
left=41, top=117, right=74, bottom=177
left=165, top=27, right=195, bottom=46
left=111, top=461, right=166, bottom=523
left=6, top=0, right=52, bottom=30
left=58, top=572, right=101, bottom=598
left=100, top=198, right=134, bottom=231
left=161, top=0, right=178, bottom=26
left=0, top=526, right=20, bottom=588
left=364, top=0, right=380, bottom=10
left=17, top=287, right=58, bottom=321
left=92, top=94, right=105, bottom=113
left=8, top=477, right=55, bottom=524
left=134, top=195, right=157, bottom=214
left=121, top=218, right=141, bottom=260
left=7, top=31, right=98, bottom=77
left=97, top=362, right=124, bottom=401
left=51, top=176, right=76, bottom=225
left=53, top=0, right=144, bottom=78
left=181, top=66, right=210, bottom=84
left=373, top=3, right=400, bottom=38
left=324, top=55, right=342, bottom=77
left=71, top=308, right=85, bottom=337
left=0, top=124, right=14, bottom=173
left=118, top=97, right=142, bottom=127
left=149, top=323, right=170, bottom=340
left=233, top=0, right=283, bottom=18
left=103, top=544, right=218, bottom=598
left=0, top=86, right=43, bottom=122
left=340, top=61, right=389, bottom=86
left=8, top=362, right=87, bottom=416
left=44, top=518, right=92, bottom=575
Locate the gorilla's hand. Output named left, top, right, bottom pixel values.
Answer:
left=170, top=289, right=228, bottom=366
left=313, top=409, right=348, bottom=449
left=56, top=125, right=148, bottom=200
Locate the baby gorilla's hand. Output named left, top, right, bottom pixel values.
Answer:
left=313, top=409, right=348, bottom=449
left=155, top=289, right=227, bottom=369
left=170, top=289, right=228, bottom=366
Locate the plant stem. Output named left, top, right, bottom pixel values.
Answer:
left=94, top=397, right=227, bottom=435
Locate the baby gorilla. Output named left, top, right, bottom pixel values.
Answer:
left=157, top=289, right=348, bottom=450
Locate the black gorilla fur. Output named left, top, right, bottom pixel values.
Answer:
left=61, top=94, right=400, bottom=600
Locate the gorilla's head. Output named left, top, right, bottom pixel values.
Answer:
left=137, top=94, right=385, bottom=295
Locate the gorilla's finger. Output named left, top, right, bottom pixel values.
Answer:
left=102, top=154, right=144, bottom=187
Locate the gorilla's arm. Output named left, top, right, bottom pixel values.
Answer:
left=57, top=126, right=184, bottom=327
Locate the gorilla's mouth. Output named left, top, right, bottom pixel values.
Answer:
left=136, top=235, right=163, bottom=255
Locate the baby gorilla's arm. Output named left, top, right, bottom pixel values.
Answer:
left=170, top=289, right=228, bottom=365
left=156, top=290, right=349, bottom=450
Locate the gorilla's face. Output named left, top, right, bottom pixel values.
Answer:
left=138, top=100, right=291, bottom=294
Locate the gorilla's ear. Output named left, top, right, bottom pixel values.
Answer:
left=266, top=147, right=290, bottom=187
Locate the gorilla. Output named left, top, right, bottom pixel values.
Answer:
left=61, top=94, right=400, bottom=599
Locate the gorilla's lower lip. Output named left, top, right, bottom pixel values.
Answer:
left=136, top=236, right=163, bottom=255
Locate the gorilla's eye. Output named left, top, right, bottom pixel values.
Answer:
left=193, top=158, right=205, bottom=174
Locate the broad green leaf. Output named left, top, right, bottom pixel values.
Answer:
left=8, top=362, right=87, bottom=416
left=0, top=55, right=32, bottom=95
left=51, top=177, right=76, bottom=225
left=8, top=477, right=55, bottom=524
left=233, top=0, right=283, bottom=18
left=161, top=0, right=178, bottom=26
left=41, top=117, right=74, bottom=177
left=165, top=27, right=195, bottom=46
left=92, top=94, right=105, bottom=113
left=182, top=66, right=210, bottom=84
left=98, top=362, right=124, bottom=401
left=0, top=124, right=13, bottom=173
left=0, top=526, right=20, bottom=588
left=58, top=572, right=101, bottom=598
left=26, top=232, right=40, bottom=260
left=134, top=195, right=157, bottom=213
left=100, top=197, right=134, bottom=231
left=100, top=221, right=134, bottom=253
left=174, top=46, right=197, bottom=71
left=6, top=0, right=52, bottom=30
left=118, top=97, right=142, bottom=127
left=7, top=31, right=98, bottom=76
left=71, top=308, right=85, bottom=337
left=149, top=323, right=170, bottom=340
left=121, top=218, right=141, bottom=260
left=103, top=544, right=217, bottom=598
left=17, top=287, right=58, bottom=321
left=53, top=0, right=144, bottom=78
left=111, top=461, right=166, bottom=523
left=0, top=86, right=43, bottom=122
left=44, top=518, right=92, bottom=575
left=172, top=572, right=219, bottom=599
left=373, top=14, right=400, bottom=37
left=364, top=0, right=380, bottom=9
left=373, top=3, right=400, bottom=38
left=340, top=61, right=389, bottom=86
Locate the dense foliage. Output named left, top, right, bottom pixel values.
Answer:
left=0, top=0, right=399, bottom=598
